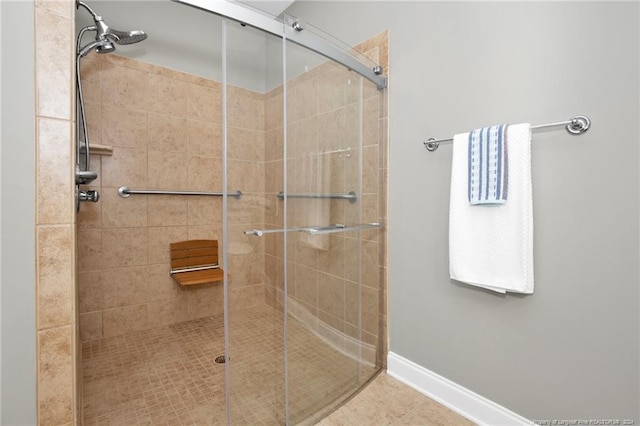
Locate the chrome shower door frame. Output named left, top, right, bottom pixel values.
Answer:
left=173, top=0, right=387, bottom=90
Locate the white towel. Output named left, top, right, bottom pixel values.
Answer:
left=299, top=152, right=331, bottom=250
left=449, top=123, right=534, bottom=294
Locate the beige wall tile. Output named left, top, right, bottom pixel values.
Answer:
left=227, top=254, right=254, bottom=287
left=148, top=226, right=188, bottom=265
left=264, top=160, right=283, bottom=194
left=344, top=280, right=359, bottom=327
left=37, top=118, right=73, bottom=224
left=295, top=265, right=318, bottom=312
left=35, top=8, right=71, bottom=119
left=101, top=62, right=148, bottom=110
left=228, top=223, right=263, bottom=256
left=187, top=119, right=221, bottom=157
left=146, top=264, right=183, bottom=301
left=147, top=73, right=189, bottom=118
left=148, top=151, right=189, bottom=190
left=363, top=96, right=381, bottom=147
left=77, top=185, right=102, bottom=229
left=187, top=225, right=221, bottom=241
left=101, top=104, right=148, bottom=149
left=187, top=156, right=222, bottom=191
left=265, top=90, right=283, bottom=132
left=38, top=326, right=74, bottom=425
left=148, top=297, right=188, bottom=328
left=361, top=240, right=379, bottom=290
left=187, top=196, right=222, bottom=226
left=287, top=117, right=318, bottom=158
left=79, top=271, right=102, bottom=313
left=102, top=266, right=148, bottom=309
left=102, top=304, right=148, bottom=338
left=101, top=188, right=147, bottom=228
left=227, top=194, right=264, bottom=225
left=84, top=102, right=102, bottom=146
left=187, top=83, right=222, bottom=122
left=317, top=108, right=346, bottom=152
left=265, top=128, right=283, bottom=162
left=35, top=0, right=72, bottom=18
left=148, top=195, right=188, bottom=227
left=37, top=225, right=74, bottom=329
left=148, top=113, right=188, bottom=153
left=228, top=127, right=264, bottom=162
left=228, top=284, right=258, bottom=312
left=101, top=147, right=147, bottom=188
left=343, top=238, right=359, bottom=283
left=361, top=286, right=378, bottom=336
left=318, top=272, right=345, bottom=321
left=318, top=236, right=345, bottom=278
left=79, top=57, right=101, bottom=104
left=101, top=227, right=148, bottom=269
left=228, top=160, right=264, bottom=195
left=288, top=78, right=318, bottom=123
left=79, top=312, right=103, bottom=341
left=318, top=68, right=347, bottom=114
left=187, top=284, right=224, bottom=320
left=77, top=228, right=102, bottom=272
left=228, top=89, right=265, bottom=130
left=363, top=145, right=379, bottom=194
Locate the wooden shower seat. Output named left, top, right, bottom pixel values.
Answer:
left=169, top=240, right=224, bottom=286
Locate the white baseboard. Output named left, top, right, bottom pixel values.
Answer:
left=387, top=352, right=533, bottom=426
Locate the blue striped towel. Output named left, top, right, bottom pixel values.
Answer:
left=468, top=124, right=509, bottom=205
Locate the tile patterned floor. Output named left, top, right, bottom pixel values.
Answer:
left=81, top=303, right=472, bottom=425
left=318, top=373, right=475, bottom=426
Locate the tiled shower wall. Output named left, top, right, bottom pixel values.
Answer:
left=77, top=55, right=267, bottom=341
left=34, top=0, right=77, bottom=424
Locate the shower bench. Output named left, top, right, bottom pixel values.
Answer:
left=169, top=239, right=224, bottom=286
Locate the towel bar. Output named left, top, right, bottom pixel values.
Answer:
left=276, top=191, right=358, bottom=203
left=244, top=222, right=383, bottom=237
left=423, top=115, right=591, bottom=151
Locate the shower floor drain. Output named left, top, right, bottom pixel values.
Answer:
left=214, top=355, right=229, bottom=364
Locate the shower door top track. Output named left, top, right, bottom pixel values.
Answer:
left=173, top=0, right=387, bottom=89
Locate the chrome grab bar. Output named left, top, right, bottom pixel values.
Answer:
left=244, top=222, right=383, bottom=237
left=118, top=186, right=242, bottom=199
left=276, top=191, right=357, bottom=203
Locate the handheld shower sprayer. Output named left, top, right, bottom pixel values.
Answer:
left=75, top=1, right=148, bottom=210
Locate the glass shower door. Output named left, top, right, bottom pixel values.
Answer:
left=223, top=19, right=286, bottom=425
left=283, top=33, right=380, bottom=423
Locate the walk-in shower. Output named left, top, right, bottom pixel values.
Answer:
left=75, top=0, right=147, bottom=207
left=75, top=1, right=387, bottom=424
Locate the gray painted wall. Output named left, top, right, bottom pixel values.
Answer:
left=0, top=1, right=38, bottom=424
left=287, top=1, right=639, bottom=422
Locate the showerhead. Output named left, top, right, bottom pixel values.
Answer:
left=108, top=29, right=148, bottom=45
left=93, top=16, right=148, bottom=46
left=77, top=1, right=147, bottom=56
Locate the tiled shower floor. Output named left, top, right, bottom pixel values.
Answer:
left=81, top=303, right=377, bottom=425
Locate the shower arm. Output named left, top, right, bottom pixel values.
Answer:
left=76, top=1, right=100, bottom=20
